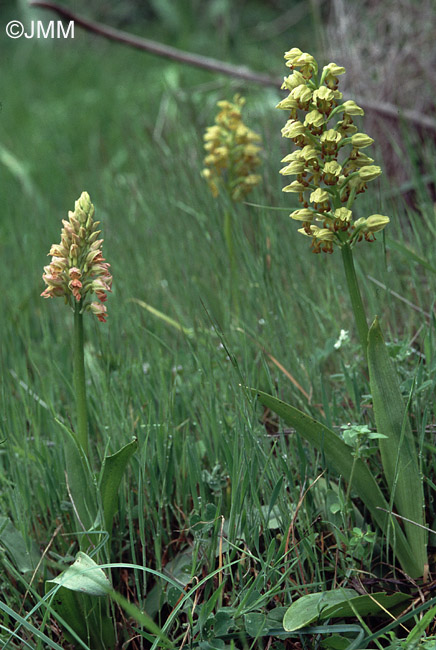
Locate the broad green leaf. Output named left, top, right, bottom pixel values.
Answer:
left=244, top=612, right=267, bottom=637
left=283, top=589, right=409, bottom=632
left=321, top=591, right=409, bottom=618
left=45, top=584, right=88, bottom=644
left=48, top=551, right=111, bottom=596
left=46, top=580, right=115, bottom=650
left=320, top=635, right=351, bottom=649
left=59, top=420, right=97, bottom=531
left=0, top=516, right=40, bottom=574
left=283, top=590, right=357, bottom=631
left=99, top=438, right=138, bottom=533
left=368, top=318, right=427, bottom=578
left=250, top=389, right=415, bottom=574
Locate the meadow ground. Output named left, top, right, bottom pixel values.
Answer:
left=1, top=3, right=436, bottom=648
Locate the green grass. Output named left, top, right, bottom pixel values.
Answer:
left=1, top=6, right=436, bottom=649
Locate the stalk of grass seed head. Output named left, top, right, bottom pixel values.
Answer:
left=202, top=95, right=262, bottom=316
left=41, top=191, right=112, bottom=457
left=277, top=49, right=389, bottom=356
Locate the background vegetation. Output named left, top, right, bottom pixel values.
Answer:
left=1, top=1, right=435, bottom=648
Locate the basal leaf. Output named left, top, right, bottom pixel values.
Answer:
left=48, top=551, right=111, bottom=597
left=99, top=438, right=138, bottom=533
left=283, top=589, right=410, bottom=632
left=368, top=318, right=427, bottom=578
left=249, top=388, right=415, bottom=575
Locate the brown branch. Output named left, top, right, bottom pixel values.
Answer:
left=30, top=1, right=436, bottom=133
left=29, top=1, right=278, bottom=87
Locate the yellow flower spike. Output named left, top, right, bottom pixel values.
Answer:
left=201, top=94, right=262, bottom=201
left=278, top=48, right=389, bottom=252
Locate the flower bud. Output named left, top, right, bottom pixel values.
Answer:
left=280, top=161, right=306, bottom=175
left=358, top=165, right=382, bottom=182
left=341, top=100, right=365, bottom=116
left=289, top=208, right=314, bottom=221
left=282, top=180, right=307, bottom=192
left=351, top=133, right=374, bottom=149
left=366, top=214, right=390, bottom=232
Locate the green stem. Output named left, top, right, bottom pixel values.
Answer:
left=73, top=300, right=89, bottom=457
left=224, top=209, right=239, bottom=318
left=341, top=243, right=368, bottom=360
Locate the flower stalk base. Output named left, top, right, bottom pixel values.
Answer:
left=341, top=243, right=368, bottom=359
left=73, top=301, right=89, bottom=456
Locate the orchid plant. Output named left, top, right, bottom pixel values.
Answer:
left=202, top=95, right=262, bottom=316
left=41, top=192, right=136, bottom=649
left=253, top=49, right=427, bottom=581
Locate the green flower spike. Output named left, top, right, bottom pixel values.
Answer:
left=277, top=50, right=389, bottom=254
